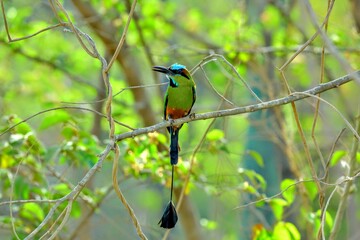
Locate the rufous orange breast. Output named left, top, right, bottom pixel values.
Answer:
left=166, top=107, right=189, bottom=120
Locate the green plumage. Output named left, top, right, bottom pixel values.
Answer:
left=153, top=63, right=196, bottom=229
left=164, top=74, right=196, bottom=118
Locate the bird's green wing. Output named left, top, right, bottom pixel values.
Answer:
left=164, top=91, right=169, bottom=120
left=189, top=85, right=196, bottom=114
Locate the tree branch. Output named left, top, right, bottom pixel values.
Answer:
left=116, top=70, right=360, bottom=142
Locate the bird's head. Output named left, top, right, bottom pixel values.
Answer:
left=153, top=63, right=192, bottom=87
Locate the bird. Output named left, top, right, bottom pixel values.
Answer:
left=153, top=63, right=196, bottom=229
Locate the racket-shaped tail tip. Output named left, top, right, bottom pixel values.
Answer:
left=158, top=201, right=178, bottom=229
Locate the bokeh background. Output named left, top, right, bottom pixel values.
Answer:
left=1, top=0, right=360, bottom=239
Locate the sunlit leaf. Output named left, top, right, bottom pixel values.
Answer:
left=206, top=129, right=224, bottom=141
left=281, top=178, right=296, bottom=205
left=71, top=201, right=82, bottom=219
left=52, top=183, right=71, bottom=197
left=20, top=203, right=44, bottom=222
left=0, top=154, right=15, bottom=168
left=39, top=111, right=71, bottom=130
left=247, top=150, right=264, bottom=167
left=269, top=198, right=288, bottom=220
left=330, top=150, right=346, bottom=167
left=273, top=221, right=301, bottom=240
left=303, top=181, right=318, bottom=201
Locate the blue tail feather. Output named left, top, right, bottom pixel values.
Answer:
left=170, top=128, right=179, bottom=165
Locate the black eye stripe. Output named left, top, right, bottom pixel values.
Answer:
left=169, top=68, right=190, bottom=79
left=180, top=71, right=190, bottom=79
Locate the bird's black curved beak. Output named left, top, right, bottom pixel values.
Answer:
left=153, top=66, right=172, bottom=75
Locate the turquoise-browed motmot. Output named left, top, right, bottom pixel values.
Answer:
left=153, top=63, right=196, bottom=229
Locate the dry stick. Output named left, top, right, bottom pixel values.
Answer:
left=324, top=128, right=347, bottom=181
left=0, top=199, right=59, bottom=207
left=40, top=201, right=72, bottom=240
left=329, top=116, right=360, bottom=240
left=112, top=144, right=147, bottom=240
left=106, top=0, right=137, bottom=72
left=312, top=0, right=332, bottom=174
left=321, top=186, right=337, bottom=240
left=116, top=70, right=360, bottom=142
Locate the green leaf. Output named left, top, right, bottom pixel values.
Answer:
left=315, top=210, right=333, bottom=233
left=247, top=150, right=264, bottom=167
left=330, top=150, right=346, bottom=167
left=206, top=129, right=224, bottom=141
left=39, top=111, right=71, bottom=130
left=52, top=183, right=71, bottom=197
left=261, top=5, right=281, bottom=30
left=71, top=201, right=82, bottom=219
left=14, top=177, right=30, bottom=199
left=273, top=221, right=301, bottom=240
left=281, top=179, right=296, bottom=205
left=269, top=198, right=288, bottom=220
left=7, top=115, right=33, bottom=135
left=20, top=203, right=44, bottom=222
left=303, top=181, right=318, bottom=201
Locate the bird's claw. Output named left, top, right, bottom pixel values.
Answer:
left=189, top=112, right=196, bottom=119
left=168, top=118, right=175, bottom=126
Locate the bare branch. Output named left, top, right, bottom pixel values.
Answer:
left=116, top=70, right=360, bottom=142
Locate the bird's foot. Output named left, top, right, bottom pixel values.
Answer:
left=189, top=112, right=196, bottom=119
left=168, top=118, right=175, bottom=127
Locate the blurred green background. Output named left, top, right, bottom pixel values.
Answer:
left=1, top=0, right=360, bottom=239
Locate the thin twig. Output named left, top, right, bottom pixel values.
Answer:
left=290, top=92, right=360, bottom=140
left=329, top=115, right=360, bottom=240
left=112, top=144, right=148, bottom=240
left=106, top=0, right=137, bottom=72
left=192, top=54, right=263, bottom=103
left=200, top=65, right=236, bottom=107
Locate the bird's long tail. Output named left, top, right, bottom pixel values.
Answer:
left=158, top=165, right=178, bottom=228
left=170, top=128, right=179, bottom=165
